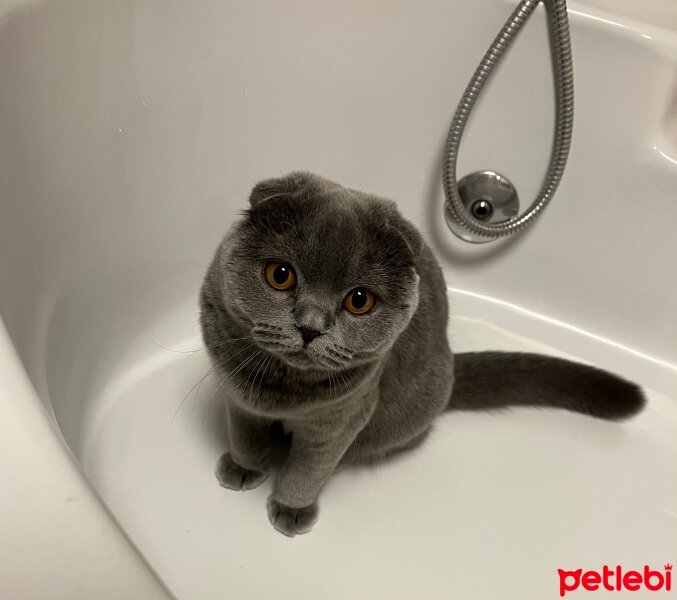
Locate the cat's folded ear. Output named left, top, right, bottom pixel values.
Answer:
left=249, top=172, right=316, bottom=207
left=385, top=208, right=425, bottom=259
left=248, top=177, right=289, bottom=207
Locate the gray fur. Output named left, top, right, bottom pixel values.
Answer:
left=200, top=172, right=645, bottom=537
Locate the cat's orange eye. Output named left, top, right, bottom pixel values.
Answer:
left=343, top=288, right=376, bottom=315
left=264, top=261, right=297, bottom=291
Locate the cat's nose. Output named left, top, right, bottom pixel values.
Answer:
left=297, top=326, right=322, bottom=345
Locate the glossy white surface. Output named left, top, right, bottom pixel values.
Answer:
left=0, top=321, right=172, bottom=599
left=573, top=0, right=677, bottom=34
left=0, top=1, right=676, bottom=599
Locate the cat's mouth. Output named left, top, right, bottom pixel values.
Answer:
left=251, top=325, right=353, bottom=371
left=281, top=349, right=323, bottom=370
left=257, top=343, right=349, bottom=372
left=283, top=348, right=342, bottom=371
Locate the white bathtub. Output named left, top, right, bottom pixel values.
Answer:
left=1, top=1, right=676, bottom=598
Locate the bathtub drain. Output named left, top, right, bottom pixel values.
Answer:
left=443, top=0, right=574, bottom=243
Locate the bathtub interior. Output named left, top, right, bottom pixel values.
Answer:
left=0, top=1, right=676, bottom=599
left=73, top=290, right=676, bottom=600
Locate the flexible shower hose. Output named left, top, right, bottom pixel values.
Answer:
left=443, top=0, right=574, bottom=239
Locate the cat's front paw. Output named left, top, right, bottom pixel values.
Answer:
left=216, top=452, right=268, bottom=491
left=267, top=497, right=319, bottom=537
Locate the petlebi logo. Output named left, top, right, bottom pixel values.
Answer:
left=558, top=563, right=672, bottom=597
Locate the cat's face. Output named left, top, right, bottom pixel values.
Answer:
left=218, top=173, right=422, bottom=371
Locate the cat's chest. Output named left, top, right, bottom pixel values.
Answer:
left=224, top=364, right=377, bottom=421
left=225, top=371, right=346, bottom=418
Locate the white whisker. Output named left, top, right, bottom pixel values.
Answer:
left=173, top=364, right=216, bottom=423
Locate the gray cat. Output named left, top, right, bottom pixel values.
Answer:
left=200, top=172, right=644, bottom=537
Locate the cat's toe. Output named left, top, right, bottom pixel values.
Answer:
left=267, top=497, right=318, bottom=537
left=216, top=452, right=268, bottom=491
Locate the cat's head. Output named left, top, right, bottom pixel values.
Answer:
left=218, top=172, right=423, bottom=371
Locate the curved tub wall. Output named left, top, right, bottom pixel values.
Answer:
left=0, top=0, right=675, bottom=598
left=0, top=321, right=173, bottom=599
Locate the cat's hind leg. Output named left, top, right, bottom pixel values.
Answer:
left=340, top=427, right=432, bottom=466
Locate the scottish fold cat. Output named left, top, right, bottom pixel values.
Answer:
left=200, top=172, right=644, bottom=537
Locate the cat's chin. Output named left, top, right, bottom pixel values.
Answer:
left=271, top=349, right=342, bottom=372
left=278, top=352, right=326, bottom=371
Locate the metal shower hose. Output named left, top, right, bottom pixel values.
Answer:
left=443, top=0, right=574, bottom=239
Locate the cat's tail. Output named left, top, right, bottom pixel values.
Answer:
left=449, top=352, right=646, bottom=420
